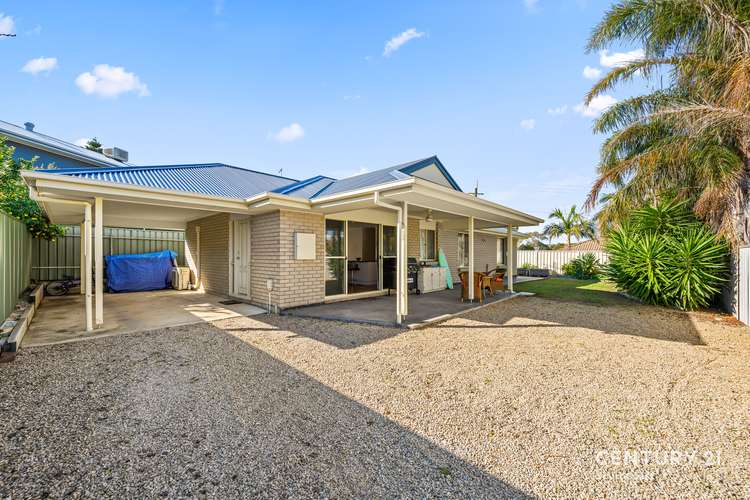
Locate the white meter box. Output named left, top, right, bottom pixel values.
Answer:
left=294, top=232, right=316, bottom=260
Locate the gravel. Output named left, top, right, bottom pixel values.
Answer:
left=1, top=296, right=749, bottom=498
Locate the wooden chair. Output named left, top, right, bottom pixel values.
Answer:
left=488, top=268, right=506, bottom=293
left=459, top=271, right=485, bottom=302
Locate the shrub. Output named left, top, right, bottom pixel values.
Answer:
left=562, top=253, right=600, bottom=279
left=520, top=262, right=535, bottom=269
left=605, top=200, right=728, bottom=310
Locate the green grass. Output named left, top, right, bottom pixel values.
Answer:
left=514, top=278, right=635, bottom=306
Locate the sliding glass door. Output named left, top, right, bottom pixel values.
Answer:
left=325, top=220, right=346, bottom=296
left=382, top=225, right=397, bottom=290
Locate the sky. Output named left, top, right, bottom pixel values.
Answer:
left=0, top=0, right=648, bottom=231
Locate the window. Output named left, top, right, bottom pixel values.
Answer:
left=497, top=237, right=507, bottom=265
left=420, top=229, right=436, bottom=260
left=458, top=233, right=470, bottom=267
left=383, top=225, right=397, bottom=256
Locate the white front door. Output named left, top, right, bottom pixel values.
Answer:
left=233, top=219, right=251, bottom=296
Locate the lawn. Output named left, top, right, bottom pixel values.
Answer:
left=514, top=277, right=634, bottom=305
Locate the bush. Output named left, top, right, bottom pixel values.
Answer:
left=520, top=262, right=535, bottom=269
left=605, top=200, right=728, bottom=310
left=562, top=253, right=600, bottom=279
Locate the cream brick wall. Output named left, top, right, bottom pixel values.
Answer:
left=186, top=213, right=230, bottom=296
left=275, top=210, right=325, bottom=309
left=407, top=217, right=420, bottom=259
left=250, top=211, right=281, bottom=307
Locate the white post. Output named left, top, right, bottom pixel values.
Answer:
left=395, top=211, right=403, bottom=324
left=94, top=197, right=104, bottom=327
left=507, top=224, right=514, bottom=293
left=79, top=223, right=85, bottom=295
left=402, top=202, right=409, bottom=315
left=468, top=216, right=475, bottom=301
left=84, top=205, right=93, bottom=332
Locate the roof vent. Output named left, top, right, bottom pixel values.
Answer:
left=24, top=122, right=35, bottom=132
left=102, top=147, right=129, bottom=163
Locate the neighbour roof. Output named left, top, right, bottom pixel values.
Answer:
left=0, top=119, right=126, bottom=168
left=36, top=163, right=298, bottom=199
left=565, top=240, right=603, bottom=251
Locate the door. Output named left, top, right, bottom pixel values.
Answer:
left=233, top=219, right=251, bottom=296
left=382, top=225, right=397, bottom=290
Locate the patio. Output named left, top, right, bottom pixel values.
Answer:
left=23, top=289, right=265, bottom=346
left=284, top=287, right=518, bottom=328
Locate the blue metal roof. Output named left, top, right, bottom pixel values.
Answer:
left=38, top=163, right=298, bottom=199
left=34, top=155, right=462, bottom=201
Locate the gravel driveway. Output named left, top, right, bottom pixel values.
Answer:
left=1, top=296, right=749, bottom=498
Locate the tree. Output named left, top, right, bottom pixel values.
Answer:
left=85, top=137, right=102, bottom=153
left=0, top=138, right=63, bottom=240
left=584, top=1, right=750, bottom=247
left=518, top=231, right=549, bottom=250
left=543, top=205, right=596, bottom=248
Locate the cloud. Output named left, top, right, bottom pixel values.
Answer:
left=547, top=105, right=567, bottom=115
left=574, top=95, right=617, bottom=117
left=520, top=118, right=536, bottom=130
left=74, top=138, right=90, bottom=147
left=213, top=0, right=224, bottom=15
left=599, top=49, right=644, bottom=68
left=383, top=28, right=425, bottom=56
left=75, top=64, right=150, bottom=98
left=523, top=0, right=540, bottom=11
left=25, top=24, right=41, bottom=36
left=0, top=13, right=14, bottom=35
left=270, top=123, right=305, bottom=143
left=343, top=94, right=361, bottom=101
left=22, top=57, right=58, bottom=75
left=582, top=65, right=601, bottom=80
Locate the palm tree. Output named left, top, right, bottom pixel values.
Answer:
left=584, top=0, right=750, bottom=246
left=543, top=205, right=596, bottom=248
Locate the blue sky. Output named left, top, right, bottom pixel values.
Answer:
left=0, top=0, right=646, bottom=230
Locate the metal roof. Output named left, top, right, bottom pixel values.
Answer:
left=0, top=119, right=127, bottom=168
left=38, top=163, right=298, bottom=199
left=272, top=175, right=335, bottom=198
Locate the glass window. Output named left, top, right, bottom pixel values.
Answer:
left=458, top=233, right=470, bottom=267
left=325, top=220, right=345, bottom=257
left=383, top=225, right=397, bottom=256
left=325, top=259, right=345, bottom=295
left=497, top=238, right=507, bottom=265
left=420, top=229, right=436, bottom=260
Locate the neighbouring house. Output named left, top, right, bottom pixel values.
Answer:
left=8, top=120, right=543, bottom=328
left=562, top=239, right=603, bottom=251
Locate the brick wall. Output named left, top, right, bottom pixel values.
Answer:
left=186, top=213, right=230, bottom=296
left=407, top=217, right=420, bottom=259
left=250, top=211, right=281, bottom=307
left=276, top=210, right=325, bottom=309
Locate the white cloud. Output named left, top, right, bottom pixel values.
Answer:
left=75, top=64, right=150, bottom=98
left=74, top=138, right=90, bottom=147
left=383, top=28, right=425, bottom=56
left=343, top=94, right=361, bottom=101
left=599, top=49, right=644, bottom=68
left=523, top=0, right=540, bottom=11
left=0, top=13, right=14, bottom=36
left=520, top=118, right=536, bottom=130
left=270, top=123, right=305, bottom=143
left=582, top=65, right=601, bottom=80
left=22, top=57, right=58, bottom=75
left=574, top=95, right=617, bottom=117
left=547, top=105, right=568, bottom=115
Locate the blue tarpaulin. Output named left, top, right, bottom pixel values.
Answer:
left=105, top=250, right=177, bottom=292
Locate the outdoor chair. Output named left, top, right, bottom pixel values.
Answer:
left=488, top=268, right=506, bottom=292
left=459, top=271, right=485, bottom=302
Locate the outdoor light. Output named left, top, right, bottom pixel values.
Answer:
left=425, top=209, right=433, bottom=222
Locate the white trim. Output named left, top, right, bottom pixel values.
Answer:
left=94, top=197, right=104, bottom=327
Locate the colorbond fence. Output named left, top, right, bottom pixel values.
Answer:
left=1, top=212, right=32, bottom=320
left=31, top=225, right=186, bottom=281
left=517, top=250, right=609, bottom=275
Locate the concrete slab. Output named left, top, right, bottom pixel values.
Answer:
left=285, top=288, right=515, bottom=328
left=24, top=289, right=265, bottom=347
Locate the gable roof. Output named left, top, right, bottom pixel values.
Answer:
left=309, top=156, right=461, bottom=198
left=0, top=119, right=126, bottom=168
left=36, top=163, right=298, bottom=199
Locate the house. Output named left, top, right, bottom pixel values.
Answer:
left=0, top=119, right=129, bottom=169
left=12, top=122, right=542, bottom=329
left=563, top=240, right=603, bottom=251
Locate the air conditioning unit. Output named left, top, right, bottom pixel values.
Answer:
left=102, top=147, right=129, bottom=162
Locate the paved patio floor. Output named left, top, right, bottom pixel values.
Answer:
left=284, top=288, right=516, bottom=327
left=24, top=289, right=265, bottom=346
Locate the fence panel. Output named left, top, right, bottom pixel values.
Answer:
left=517, top=250, right=610, bottom=275
left=0, top=212, right=32, bottom=320
left=31, top=225, right=185, bottom=281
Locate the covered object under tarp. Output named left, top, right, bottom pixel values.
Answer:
left=105, top=250, right=176, bottom=292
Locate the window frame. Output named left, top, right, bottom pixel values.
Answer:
left=419, top=228, right=437, bottom=261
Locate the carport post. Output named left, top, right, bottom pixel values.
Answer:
left=95, top=197, right=104, bottom=327
left=84, top=204, right=93, bottom=332
left=507, top=224, right=514, bottom=293
left=79, top=223, right=85, bottom=295
left=468, top=216, right=475, bottom=301
left=402, top=201, right=409, bottom=315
